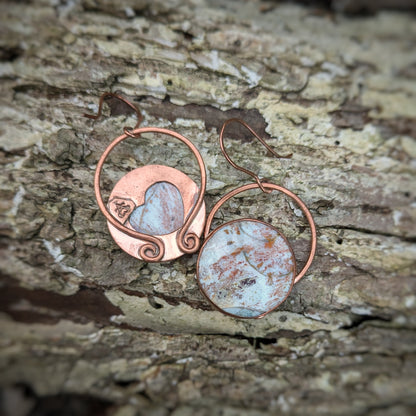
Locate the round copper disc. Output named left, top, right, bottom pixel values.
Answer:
left=107, top=164, right=206, bottom=261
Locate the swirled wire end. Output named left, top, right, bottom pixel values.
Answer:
left=139, top=241, right=165, bottom=262
left=177, top=231, right=200, bottom=254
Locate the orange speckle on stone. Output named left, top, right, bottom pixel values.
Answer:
left=264, top=236, right=275, bottom=249
left=231, top=247, right=244, bottom=256
left=229, top=269, right=239, bottom=279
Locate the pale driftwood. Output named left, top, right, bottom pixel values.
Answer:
left=0, top=1, right=415, bottom=415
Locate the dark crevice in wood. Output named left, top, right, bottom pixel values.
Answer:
left=121, top=287, right=212, bottom=311
left=0, top=274, right=123, bottom=326
left=280, top=95, right=329, bottom=108
left=363, top=402, right=416, bottom=415
left=0, top=46, right=24, bottom=62
left=360, top=204, right=392, bottom=215
left=330, top=102, right=371, bottom=130
left=147, top=295, right=164, bottom=309
left=330, top=101, right=416, bottom=138
left=12, top=83, right=76, bottom=99
left=397, top=62, right=416, bottom=79
left=76, top=91, right=271, bottom=142
left=143, top=96, right=271, bottom=142
left=274, top=0, right=416, bottom=14
left=373, top=117, right=416, bottom=140
left=320, top=225, right=416, bottom=242
left=311, top=199, right=336, bottom=214
left=194, top=329, right=313, bottom=350
left=101, top=95, right=138, bottom=119
left=1, top=384, right=114, bottom=416
left=340, top=314, right=392, bottom=330
left=28, top=394, right=113, bottom=416
left=113, top=379, right=138, bottom=388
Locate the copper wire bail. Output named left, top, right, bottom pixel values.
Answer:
left=85, top=93, right=206, bottom=262
left=211, top=118, right=317, bottom=284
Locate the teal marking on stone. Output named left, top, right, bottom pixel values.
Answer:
left=129, top=182, right=184, bottom=236
left=198, top=220, right=295, bottom=318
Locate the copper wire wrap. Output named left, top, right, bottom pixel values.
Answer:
left=87, top=94, right=206, bottom=262
left=203, top=183, right=316, bottom=284
left=213, top=118, right=317, bottom=284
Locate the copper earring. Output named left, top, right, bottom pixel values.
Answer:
left=85, top=93, right=206, bottom=262
left=196, top=119, right=316, bottom=319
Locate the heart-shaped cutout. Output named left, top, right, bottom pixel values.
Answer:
left=129, top=181, right=184, bottom=236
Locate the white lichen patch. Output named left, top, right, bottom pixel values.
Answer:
left=190, top=50, right=241, bottom=78
left=118, top=71, right=167, bottom=98
left=104, top=290, right=340, bottom=337
left=401, top=136, right=416, bottom=159
left=404, top=296, right=416, bottom=309
left=351, top=306, right=374, bottom=316
left=318, top=229, right=416, bottom=274
left=340, top=370, right=362, bottom=385
left=321, top=61, right=348, bottom=78
left=307, top=115, right=336, bottom=137
left=309, top=371, right=334, bottom=392
left=1, top=125, right=42, bottom=152
left=301, top=72, right=346, bottom=103
left=363, top=89, right=416, bottom=119
left=173, top=118, right=205, bottom=129
left=393, top=210, right=403, bottom=226
left=94, top=39, right=145, bottom=60
left=43, top=240, right=84, bottom=278
left=336, top=125, right=383, bottom=155
left=240, top=65, right=262, bottom=88
left=8, top=185, right=26, bottom=217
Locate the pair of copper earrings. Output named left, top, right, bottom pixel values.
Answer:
left=85, top=93, right=317, bottom=319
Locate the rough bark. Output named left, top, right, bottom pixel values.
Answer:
left=0, top=1, right=415, bottom=415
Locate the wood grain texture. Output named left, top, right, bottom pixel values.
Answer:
left=0, top=0, right=415, bottom=415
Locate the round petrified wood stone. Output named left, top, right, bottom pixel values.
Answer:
left=197, top=219, right=296, bottom=318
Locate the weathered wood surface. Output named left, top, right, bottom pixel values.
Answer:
left=1, top=1, right=415, bottom=415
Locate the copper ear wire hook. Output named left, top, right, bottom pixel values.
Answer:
left=219, top=118, right=292, bottom=193
left=83, top=92, right=144, bottom=132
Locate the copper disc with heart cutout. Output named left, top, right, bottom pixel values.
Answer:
left=107, top=164, right=206, bottom=261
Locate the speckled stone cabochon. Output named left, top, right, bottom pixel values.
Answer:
left=197, top=220, right=296, bottom=318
